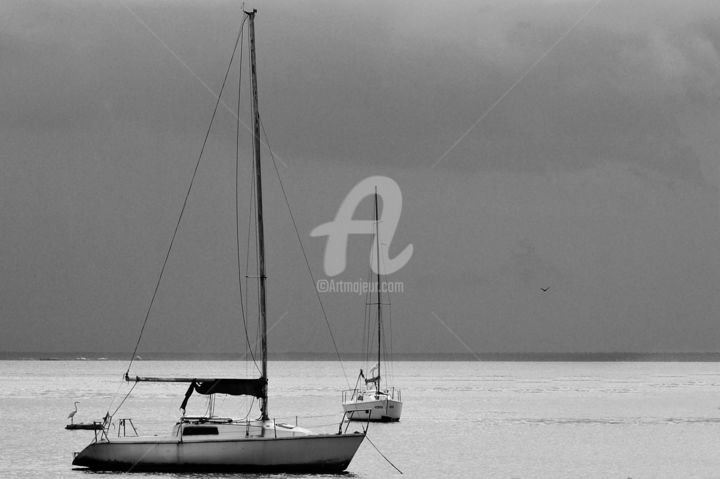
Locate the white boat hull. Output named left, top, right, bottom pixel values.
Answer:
left=73, top=432, right=365, bottom=472
left=343, top=397, right=402, bottom=422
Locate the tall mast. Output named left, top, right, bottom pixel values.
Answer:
left=374, top=188, right=382, bottom=394
left=247, top=9, right=268, bottom=421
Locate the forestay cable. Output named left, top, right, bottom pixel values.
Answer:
left=125, top=17, right=248, bottom=376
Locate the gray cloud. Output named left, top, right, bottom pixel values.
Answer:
left=4, top=0, right=720, bottom=355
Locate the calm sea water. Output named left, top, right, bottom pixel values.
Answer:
left=2, top=360, right=720, bottom=478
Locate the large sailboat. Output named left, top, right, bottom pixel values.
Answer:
left=342, top=191, right=402, bottom=422
left=70, top=9, right=365, bottom=472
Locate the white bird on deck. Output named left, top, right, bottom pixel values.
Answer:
left=67, top=401, right=80, bottom=424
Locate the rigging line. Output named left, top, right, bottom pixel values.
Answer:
left=249, top=121, right=262, bottom=356
left=248, top=161, right=262, bottom=364
left=105, top=372, right=131, bottom=419
left=366, top=434, right=404, bottom=474
left=388, top=311, right=393, bottom=381
left=350, top=372, right=362, bottom=395
left=235, top=21, right=259, bottom=374
left=377, top=247, right=386, bottom=386
left=361, top=268, right=367, bottom=367
left=236, top=311, right=290, bottom=364
left=110, top=380, right=138, bottom=418
left=430, top=0, right=604, bottom=169
left=368, top=268, right=375, bottom=368
left=365, top=266, right=374, bottom=368
left=363, top=271, right=371, bottom=368
left=247, top=70, right=262, bottom=356
left=258, top=117, right=351, bottom=390
left=388, top=307, right=394, bottom=381
left=114, top=2, right=292, bottom=167
left=253, top=113, right=263, bottom=354
left=119, top=2, right=289, bottom=172
left=242, top=397, right=256, bottom=420
left=125, top=18, right=247, bottom=375
left=243, top=139, right=258, bottom=366
left=379, top=249, right=394, bottom=381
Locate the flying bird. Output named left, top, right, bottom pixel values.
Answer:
left=67, top=401, right=80, bottom=424
left=540, top=287, right=550, bottom=292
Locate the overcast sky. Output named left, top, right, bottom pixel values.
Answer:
left=4, top=0, right=720, bottom=355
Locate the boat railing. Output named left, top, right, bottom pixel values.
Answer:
left=343, top=387, right=401, bottom=402
left=339, top=411, right=348, bottom=433
left=340, top=411, right=370, bottom=434
left=341, top=388, right=355, bottom=402
left=117, top=418, right=139, bottom=438
left=380, top=387, right=400, bottom=401
left=390, top=387, right=401, bottom=401
left=94, top=422, right=110, bottom=443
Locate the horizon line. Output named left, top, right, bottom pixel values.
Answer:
left=4, top=351, right=720, bottom=362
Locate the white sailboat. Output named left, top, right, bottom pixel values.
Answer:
left=342, top=191, right=402, bottom=422
left=70, top=9, right=365, bottom=472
